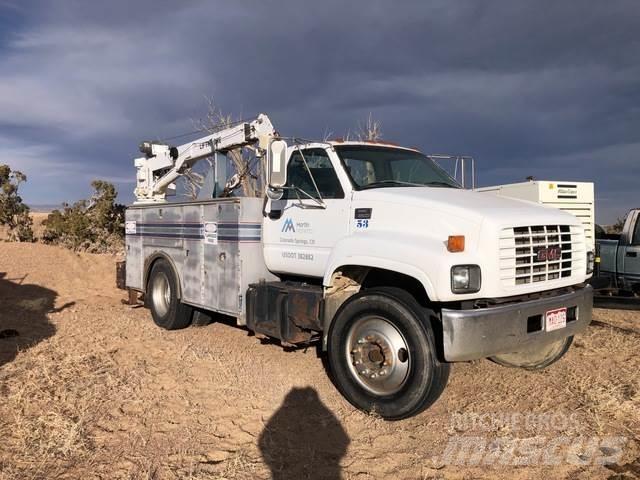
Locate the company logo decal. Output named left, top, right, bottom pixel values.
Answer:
left=536, top=246, right=562, bottom=262
left=282, top=218, right=296, bottom=233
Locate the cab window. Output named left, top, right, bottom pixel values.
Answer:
left=284, top=148, right=344, bottom=199
left=390, top=158, right=435, bottom=183
left=343, top=157, right=376, bottom=185
left=633, top=216, right=640, bottom=245
left=335, top=145, right=459, bottom=189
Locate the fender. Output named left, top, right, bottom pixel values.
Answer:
left=323, top=231, right=443, bottom=301
left=143, top=251, right=183, bottom=299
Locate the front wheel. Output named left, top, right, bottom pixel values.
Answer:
left=490, top=336, right=573, bottom=370
left=327, top=287, right=450, bottom=420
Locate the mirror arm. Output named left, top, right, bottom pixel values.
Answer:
left=283, top=186, right=326, bottom=209
left=297, top=147, right=326, bottom=207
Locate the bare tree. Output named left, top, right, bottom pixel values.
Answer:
left=356, top=112, right=383, bottom=141
left=181, top=167, right=207, bottom=200
left=192, top=97, right=262, bottom=197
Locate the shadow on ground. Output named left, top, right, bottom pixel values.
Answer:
left=0, top=272, right=73, bottom=367
left=259, top=387, right=350, bottom=480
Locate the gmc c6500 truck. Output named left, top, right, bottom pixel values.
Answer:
left=124, top=114, right=594, bottom=419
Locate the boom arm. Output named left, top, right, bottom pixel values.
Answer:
left=134, top=113, right=276, bottom=203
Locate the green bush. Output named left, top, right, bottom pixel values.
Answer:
left=42, top=181, right=125, bottom=253
left=0, top=165, right=34, bottom=242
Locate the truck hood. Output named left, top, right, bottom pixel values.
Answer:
left=352, top=187, right=578, bottom=227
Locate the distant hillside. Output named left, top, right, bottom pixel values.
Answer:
left=28, top=204, right=61, bottom=213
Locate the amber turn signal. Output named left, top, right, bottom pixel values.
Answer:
left=447, top=235, right=465, bottom=253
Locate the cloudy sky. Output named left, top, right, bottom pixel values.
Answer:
left=1, top=0, right=638, bottom=223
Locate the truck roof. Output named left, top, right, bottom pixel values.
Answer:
left=328, top=140, right=422, bottom=153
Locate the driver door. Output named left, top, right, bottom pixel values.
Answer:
left=621, top=211, right=640, bottom=288
left=263, top=147, right=350, bottom=278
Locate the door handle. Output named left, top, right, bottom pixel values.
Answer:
left=626, top=251, right=637, bottom=257
left=268, top=209, right=282, bottom=220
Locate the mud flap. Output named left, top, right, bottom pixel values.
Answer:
left=246, top=282, right=323, bottom=345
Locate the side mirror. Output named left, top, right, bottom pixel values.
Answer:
left=265, top=186, right=284, bottom=201
left=268, top=139, right=288, bottom=188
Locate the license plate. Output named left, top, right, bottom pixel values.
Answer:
left=545, top=307, right=567, bottom=332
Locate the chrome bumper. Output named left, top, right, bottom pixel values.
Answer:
left=441, top=285, right=593, bottom=361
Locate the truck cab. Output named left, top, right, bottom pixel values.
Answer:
left=597, top=208, right=640, bottom=293
left=263, top=141, right=593, bottom=303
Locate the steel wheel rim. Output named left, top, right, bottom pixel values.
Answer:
left=345, top=315, right=411, bottom=396
left=151, top=272, right=171, bottom=317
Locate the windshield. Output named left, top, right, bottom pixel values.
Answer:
left=334, top=145, right=460, bottom=190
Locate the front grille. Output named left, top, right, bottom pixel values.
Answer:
left=499, top=225, right=583, bottom=287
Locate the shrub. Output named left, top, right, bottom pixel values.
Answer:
left=0, top=165, right=34, bottom=242
left=608, top=216, right=627, bottom=234
left=42, top=181, right=125, bottom=253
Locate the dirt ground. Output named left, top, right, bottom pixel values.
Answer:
left=0, top=242, right=639, bottom=480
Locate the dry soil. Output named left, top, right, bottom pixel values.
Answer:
left=0, top=242, right=638, bottom=479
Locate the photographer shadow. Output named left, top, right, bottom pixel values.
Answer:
left=258, top=387, right=350, bottom=480
left=0, top=272, right=73, bottom=367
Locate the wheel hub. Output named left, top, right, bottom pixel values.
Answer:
left=345, top=317, right=410, bottom=395
left=351, top=334, right=392, bottom=379
left=151, top=272, right=171, bottom=317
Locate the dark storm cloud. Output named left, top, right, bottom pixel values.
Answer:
left=0, top=0, right=638, bottom=221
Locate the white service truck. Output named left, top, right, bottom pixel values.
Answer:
left=124, top=114, right=594, bottom=419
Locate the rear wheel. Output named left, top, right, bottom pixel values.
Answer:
left=327, top=287, right=449, bottom=420
left=490, top=336, right=573, bottom=370
left=147, top=259, right=193, bottom=330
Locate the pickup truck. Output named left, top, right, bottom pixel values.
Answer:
left=596, top=208, right=640, bottom=296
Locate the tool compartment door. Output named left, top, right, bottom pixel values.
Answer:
left=125, top=209, right=143, bottom=290
left=180, top=203, right=205, bottom=306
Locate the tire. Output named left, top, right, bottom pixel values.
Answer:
left=146, top=259, right=193, bottom=330
left=327, top=287, right=450, bottom=420
left=490, top=336, right=573, bottom=371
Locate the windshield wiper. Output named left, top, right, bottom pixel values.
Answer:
left=360, top=180, right=424, bottom=190
left=424, top=181, right=458, bottom=188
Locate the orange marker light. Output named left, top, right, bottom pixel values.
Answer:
left=447, top=235, right=465, bottom=253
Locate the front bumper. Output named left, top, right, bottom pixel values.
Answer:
left=441, top=285, right=593, bottom=361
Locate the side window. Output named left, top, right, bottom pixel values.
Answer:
left=633, top=216, right=640, bottom=245
left=284, top=148, right=344, bottom=199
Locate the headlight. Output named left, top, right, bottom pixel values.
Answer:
left=451, top=265, right=481, bottom=294
left=586, top=251, right=595, bottom=275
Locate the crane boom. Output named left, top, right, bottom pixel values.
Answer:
left=133, top=113, right=276, bottom=203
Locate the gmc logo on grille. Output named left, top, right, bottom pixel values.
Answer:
left=537, top=246, right=562, bottom=261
